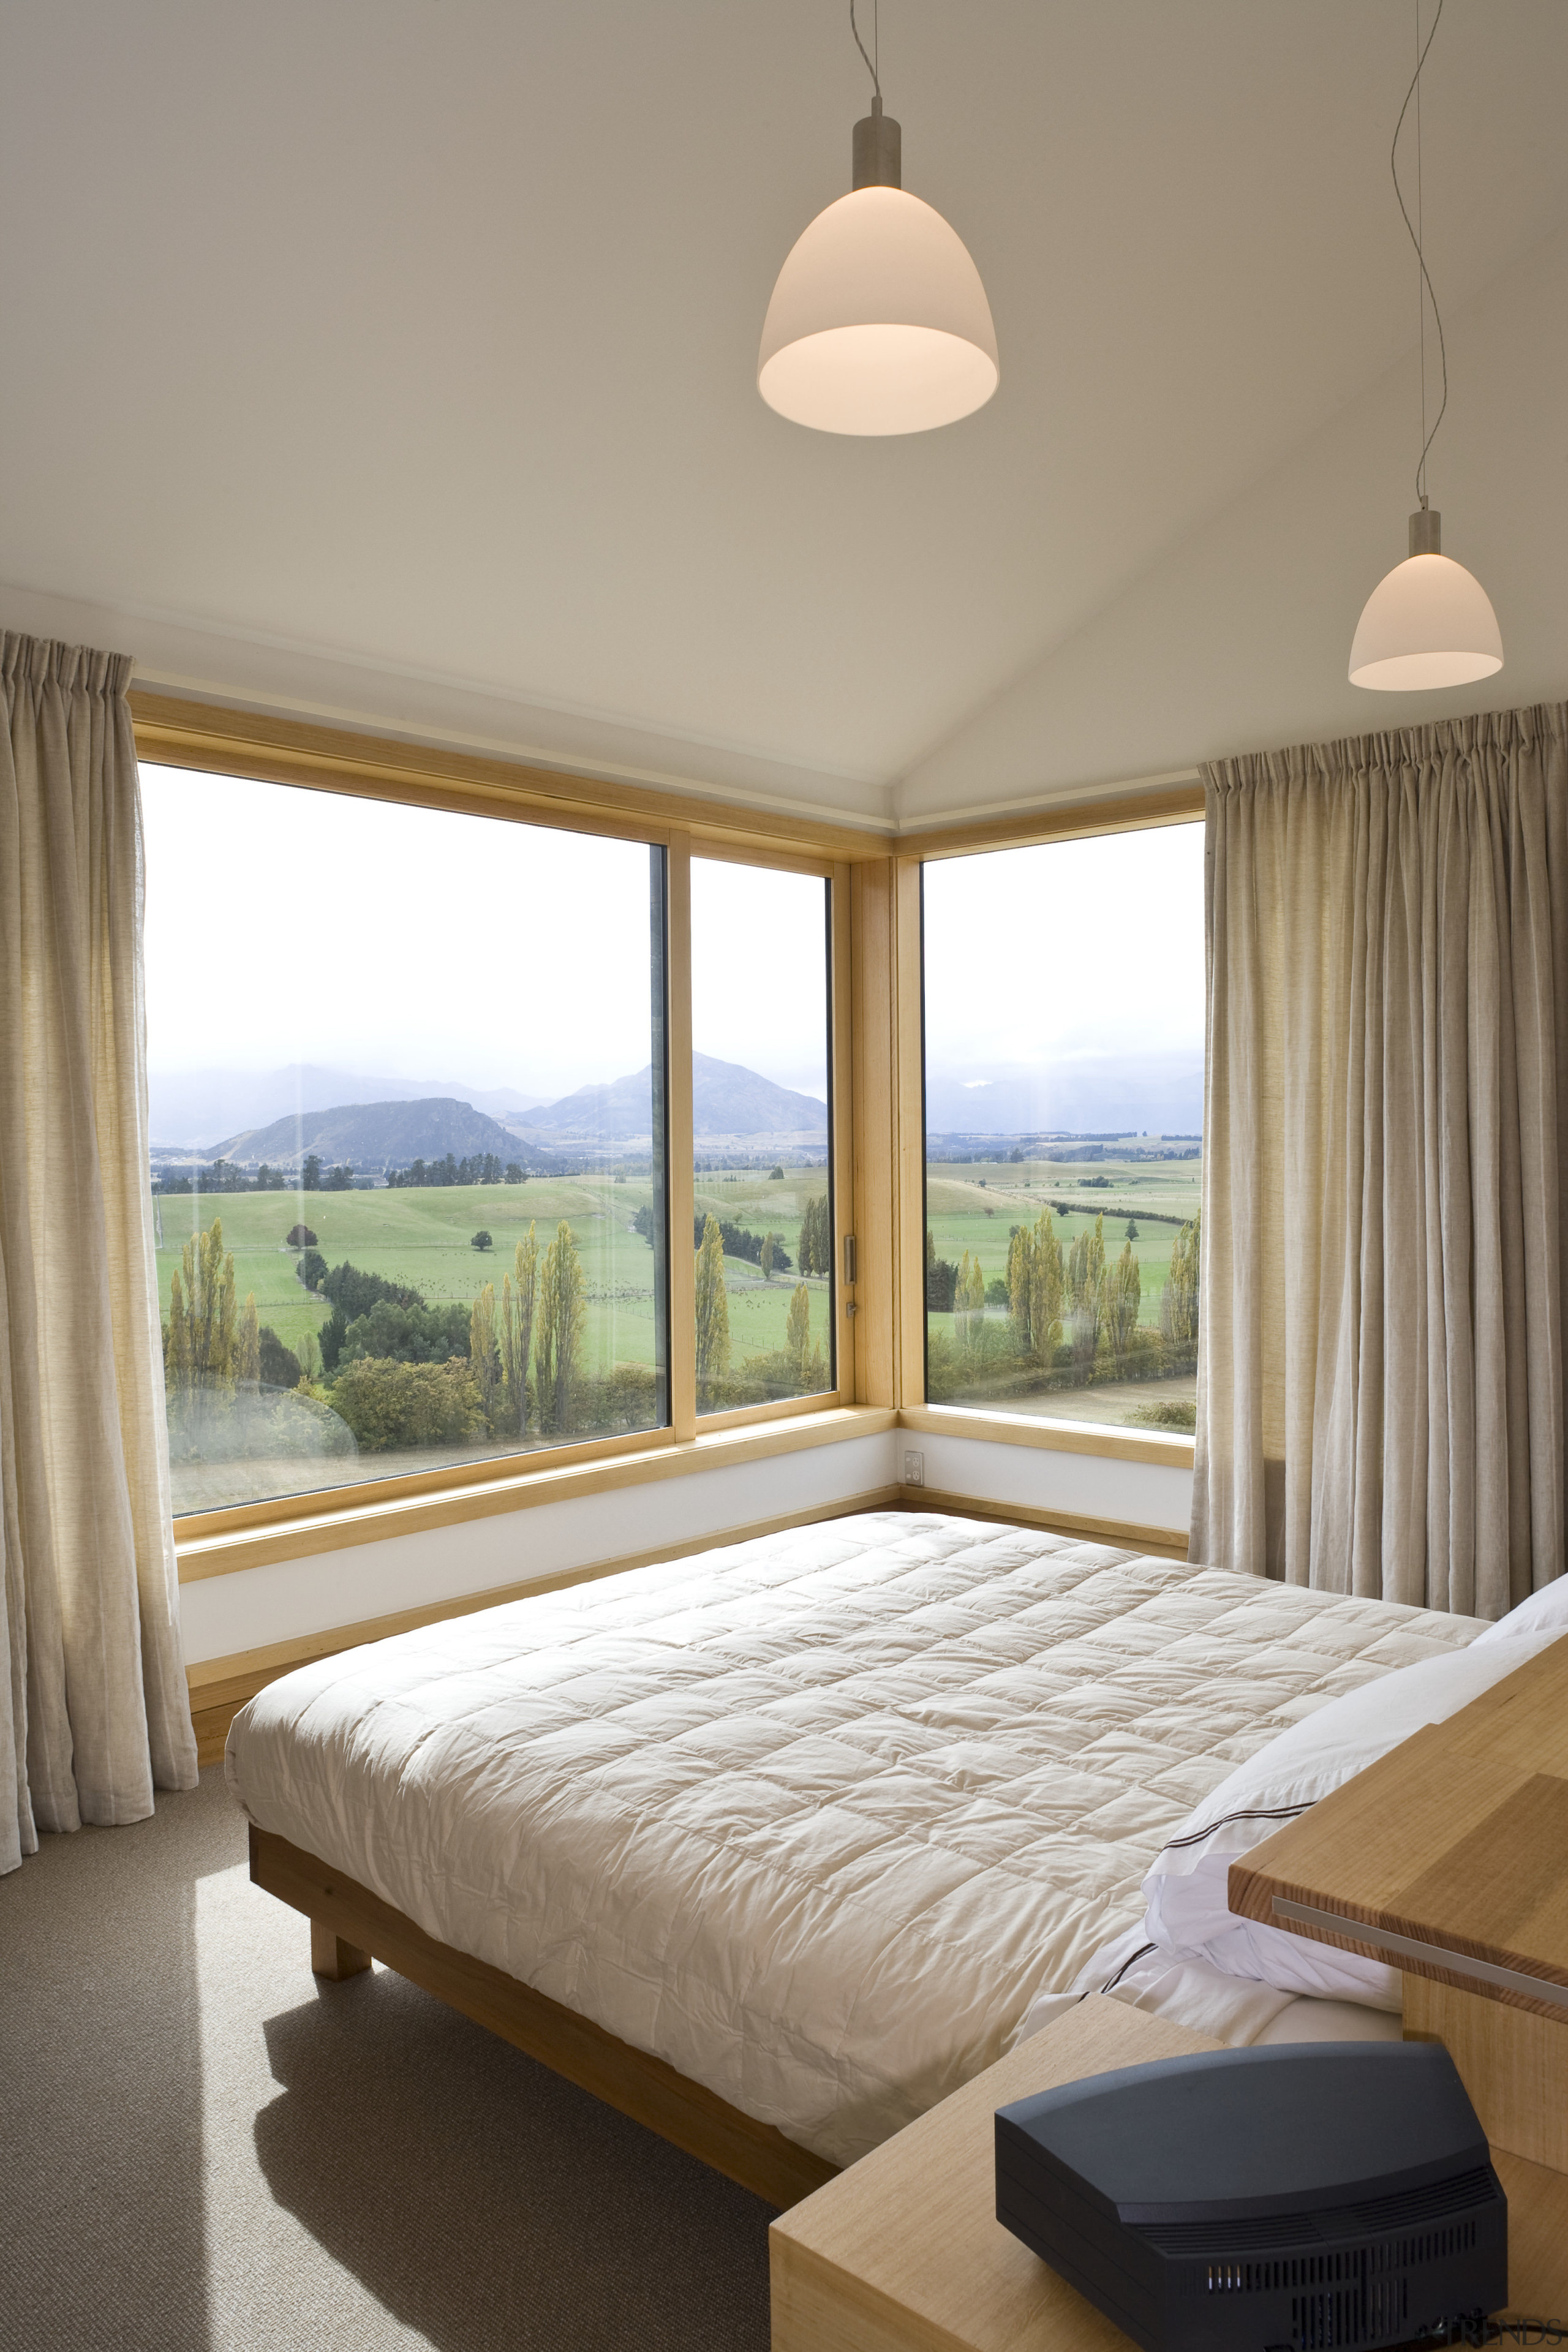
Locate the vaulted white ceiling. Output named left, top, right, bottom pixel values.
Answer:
left=2, top=2, right=1566, bottom=828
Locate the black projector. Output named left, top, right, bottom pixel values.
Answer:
left=996, top=2041, right=1506, bottom=2352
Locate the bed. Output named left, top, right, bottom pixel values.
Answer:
left=226, top=1509, right=1486, bottom=2198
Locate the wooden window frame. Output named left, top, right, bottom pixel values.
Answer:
left=132, top=696, right=886, bottom=1577
left=134, top=691, right=1205, bottom=1578
left=897, top=785, right=1206, bottom=1465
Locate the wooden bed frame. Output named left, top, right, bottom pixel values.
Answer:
left=254, top=1626, right=1568, bottom=2233
left=250, top=1824, right=839, bottom=2210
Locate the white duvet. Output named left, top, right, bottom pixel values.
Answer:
left=225, top=1511, right=1483, bottom=2167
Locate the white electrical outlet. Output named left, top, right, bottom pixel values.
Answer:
left=903, top=1450, right=924, bottom=1487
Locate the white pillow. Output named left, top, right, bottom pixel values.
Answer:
left=1141, top=1633, right=1562, bottom=2005
left=1472, top=1577, right=1568, bottom=1646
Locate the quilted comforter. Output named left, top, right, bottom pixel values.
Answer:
left=225, top=1511, right=1483, bottom=2166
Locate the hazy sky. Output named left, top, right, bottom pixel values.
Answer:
left=922, top=823, right=1206, bottom=1075
left=692, top=855, right=829, bottom=1099
left=141, top=767, right=832, bottom=1100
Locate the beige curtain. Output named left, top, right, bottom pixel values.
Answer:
left=1193, top=704, right=1568, bottom=1616
left=1, top=633, right=197, bottom=1877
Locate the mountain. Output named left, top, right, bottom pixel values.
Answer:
left=147, top=1064, right=546, bottom=1150
left=524, top=1054, right=828, bottom=1141
left=924, top=1055, right=1204, bottom=1139
left=206, top=1098, right=557, bottom=1172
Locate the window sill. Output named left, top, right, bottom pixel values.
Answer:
left=897, top=1401, right=1196, bottom=1470
left=174, top=1404, right=897, bottom=1582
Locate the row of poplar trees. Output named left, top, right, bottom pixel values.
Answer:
left=940, top=1205, right=1200, bottom=1384
left=694, top=1212, right=820, bottom=1408
left=467, top=1220, right=586, bottom=1436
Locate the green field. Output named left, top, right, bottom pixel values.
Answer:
left=154, top=1164, right=834, bottom=1379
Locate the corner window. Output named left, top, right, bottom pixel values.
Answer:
left=921, top=822, right=1204, bottom=1435
left=142, top=765, right=669, bottom=1512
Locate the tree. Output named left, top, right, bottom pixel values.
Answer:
left=955, top=1250, right=986, bottom=1351
left=320, top=1261, right=422, bottom=1319
left=471, top=1229, right=493, bottom=1252
left=760, top=1232, right=775, bottom=1278
left=1008, top=1208, right=1064, bottom=1368
left=301, top=1154, right=322, bottom=1191
left=797, top=1194, right=832, bottom=1278
left=236, top=1292, right=260, bottom=1385
left=1104, top=1240, right=1141, bottom=1373
left=1125, top=1218, right=1139, bottom=1241
left=499, top=1223, right=539, bottom=1436
left=785, top=1282, right=812, bottom=1385
left=330, top=1357, right=484, bottom=1452
left=257, top=1325, right=302, bottom=1390
left=1160, top=1214, right=1201, bottom=1352
left=164, top=1217, right=237, bottom=1418
left=693, top=1213, right=731, bottom=1408
left=504, top=1163, right=526, bottom=1184
left=285, top=1223, right=317, bottom=1249
left=1066, top=1212, right=1107, bottom=1384
left=925, top=1256, right=957, bottom=1312
left=534, top=1220, right=585, bottom=1436
left=769, top=1164, right=785, bottom=1181
left=469, top=1282, right=501, bottom=1427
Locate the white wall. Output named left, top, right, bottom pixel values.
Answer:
left=911, top=1430, right=1192, bottom=1544
left=180, top=1424, right=1194, bottom=1665
left=899, top=221, right=1568, bottom=821
left=181, top=1430, right=900, bottom=1665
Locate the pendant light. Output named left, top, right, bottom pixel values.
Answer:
left=758, top=2, right=998, bottom=436
left=1349, top=0, right=1501, bottom=690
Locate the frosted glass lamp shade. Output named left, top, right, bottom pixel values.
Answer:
left=1349, top=552, right=1503, bottom=691
left=758, top=186, right=998, bottom=435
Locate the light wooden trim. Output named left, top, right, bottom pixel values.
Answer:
left=252, top=1825, right=837, bottom=2210
left=904, top=1485, right=1190, bottom=1561
left=893, top=858, right=927, bottom=1408
left=1229, top=1634, right=1568, bottom=2020
left=831, top=861, right=855, bottom=1400
left=689, top=835, right=834, bottom=880
left=175, top=1423, right=681, bottom=1544
left=175, top=1403, right=896, bottom=1581
left=666, top=831, right=697, bottom=1441
left=897, top=1401, right=1196, bottom=1471
left=696, top=1388, right=847, bottom=1434
left=1404, top=1975, right=1568, bottom=2176
left=850, top=861, right=896, bottom=1408
left=130, top=690, right=891, bottom=862
left=185, top=1480, right=904, bottom=1760
left=897, top=781, right=1207, bottom=863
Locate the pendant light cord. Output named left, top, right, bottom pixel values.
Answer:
left=1392, top=0, right=1448, bottom=510
left=851, top=0, right=880, bottom=102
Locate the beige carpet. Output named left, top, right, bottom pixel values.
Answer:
left=1, top=1768, right=774, bottom=2350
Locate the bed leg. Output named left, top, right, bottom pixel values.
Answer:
left=311, top=1919, right=373, bottom=1981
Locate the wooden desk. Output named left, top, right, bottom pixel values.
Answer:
left=770, top=1995, right=1568, bottom=2352
left=1229, top=1636, right=1568, bottom=2021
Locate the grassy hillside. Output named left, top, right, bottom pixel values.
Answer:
left=153, top=1164, right=834, bottom=1375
